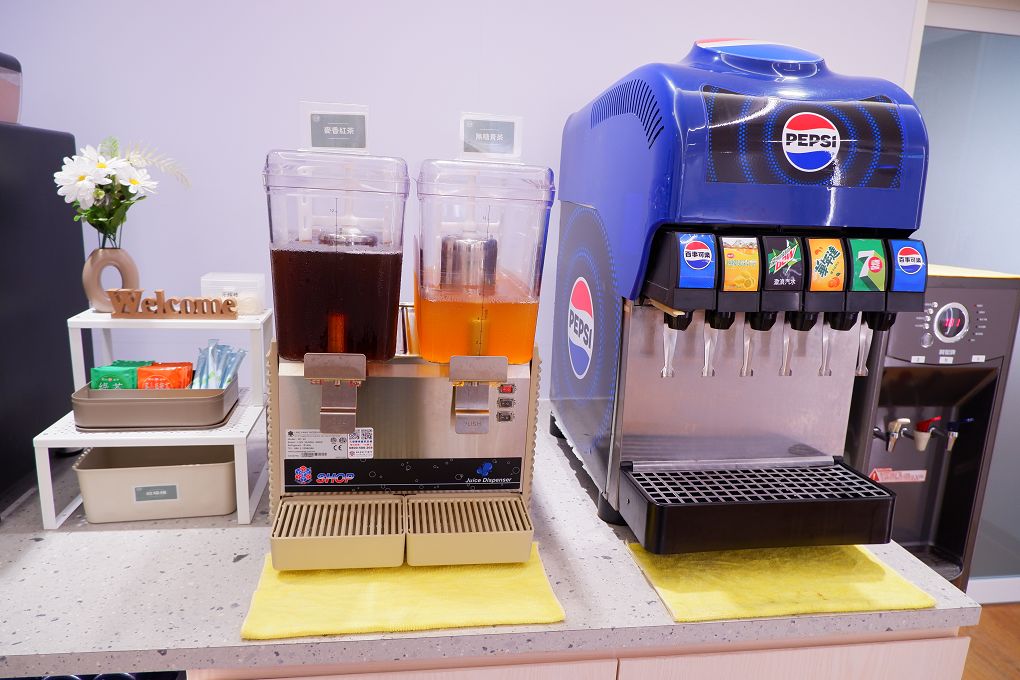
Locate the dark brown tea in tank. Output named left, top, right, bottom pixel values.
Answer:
left=271, top=248, right=402, bottom=361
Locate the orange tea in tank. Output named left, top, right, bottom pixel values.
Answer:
left=415, top=160, right=555, bottom=364
left=415, top=276, right=540, bottom=364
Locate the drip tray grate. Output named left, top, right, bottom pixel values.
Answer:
left=271, top=496, right=405, bottom=570
left=406, top=496, right=533, bottom=566
left=629, top=464, right=892, bottom=506
left=620, top=462, right=895, bottom=554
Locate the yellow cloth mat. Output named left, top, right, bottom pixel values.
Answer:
left=628, top=543, right=936, bottom=622
left=241, top=543, right=564, bottom=639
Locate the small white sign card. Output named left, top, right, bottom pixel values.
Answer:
left=300, top=101, right=369, bottom=153
left=460, top=112, right=523, bottom=160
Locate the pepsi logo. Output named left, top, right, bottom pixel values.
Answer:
left=567, top=277, right=594, bottom=380
left=782, top=112, right=840, bottom=172
left=897, top=246, right=924, bottom=275
left=683, top=240, right=713, bottom=270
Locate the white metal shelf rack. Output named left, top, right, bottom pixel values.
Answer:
left=30, top=309, right=274, bottom=530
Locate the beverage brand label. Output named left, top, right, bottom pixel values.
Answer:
left=889, top=239, right=927, bottom=293
left=720, top=237, right=760, bottom=292
left=849, top=238, right=887, bottom=292
left=762, top=236, right=804, bottom=291
left=782, top=112, right=841, bottom=172
left=676, top=232, right=717, bottom=289
left=567, top=277, right=594, bottom=379
left=285, top=428, right=375, bottom=460
left=807, top=238, right=846, bottom=292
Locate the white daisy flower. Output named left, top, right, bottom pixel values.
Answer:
left=117, top=164, right=158, bottom=195
left=126, top=150, right=148, bottom=168
left=53, top=155, right=108, bottom=209
left=80, top=144, right=128, bottom=177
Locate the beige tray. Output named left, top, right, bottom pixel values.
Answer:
left=74, top=445, right=236, bottom=523
left=405, top=495, right=533, bottom=566
left=271, top=496, right=405, bottom=571
left=72, top=379, right=239, bottom=430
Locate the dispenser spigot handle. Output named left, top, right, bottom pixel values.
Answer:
left=916, top=416, right=942, bottom=433
left=740, top=317, right=754, bottom=378
left=886, top=418, right=911, bottom=453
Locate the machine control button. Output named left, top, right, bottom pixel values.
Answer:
left=496, top=411, right=514, bottom=422
left=921, top=332, right=934, bottom=348
left=498, top=384, right=516, bottom=394
left=497, top=397, right=516, bottom=409
left=923, top=323, right=930, bottom=330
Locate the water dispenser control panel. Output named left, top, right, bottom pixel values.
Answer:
left=887, top=284, right=1017, bottom=365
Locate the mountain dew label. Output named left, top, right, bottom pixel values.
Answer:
left=849, top=238, right=887, bottom=292
left=762, top=236, right=804, bottom=290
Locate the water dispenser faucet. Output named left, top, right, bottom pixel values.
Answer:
left=946, top=417, right=975, bottom=452
left=911, top=416, right=943, bottom=452
left=873, top=417, right=911, bottom=453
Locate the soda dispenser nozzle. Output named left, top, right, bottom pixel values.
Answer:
left=740, top=312, right=777, bottom=378
left=856, top=312, right=897, bottom=377
left=818, top=312, right=859, bottom=378
left=702, top=311, right=734, bottom=378
left=779, top=312, right=817, bottom=377
left=660, top=312, right=692, bottom=378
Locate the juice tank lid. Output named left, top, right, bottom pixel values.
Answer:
left=417, top=159, right=555, bottom=203
left=264, top=149, right=409, bottom=195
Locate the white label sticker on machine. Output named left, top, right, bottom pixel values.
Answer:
left=285, top=428, right=374, bottom=459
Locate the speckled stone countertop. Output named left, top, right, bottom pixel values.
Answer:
left=0, top=405, right=979, bottom=676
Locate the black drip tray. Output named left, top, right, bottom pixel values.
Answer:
left=620, top=462, right=895, bottom=554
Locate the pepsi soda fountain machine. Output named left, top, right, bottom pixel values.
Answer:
left=549, top=40, right=929, bottom=553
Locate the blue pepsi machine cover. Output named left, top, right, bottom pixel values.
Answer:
left=559, top=39, right=929, bottom=300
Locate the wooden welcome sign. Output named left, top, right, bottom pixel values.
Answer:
left=107, top=289, right=239, bottom=319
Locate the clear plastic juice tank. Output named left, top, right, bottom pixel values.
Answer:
left=415, top=160, right=555, bottom=364
left=264, top=150, right=409, bottom=361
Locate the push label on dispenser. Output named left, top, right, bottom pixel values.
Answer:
left=720, top=237, right=760, bottom=292
left=762, top=236, right=804, bottom=290
left=889, top=239, right=927, bottom=292
left=849, top=238, right=888, bottom=292
left=676, top=233, right=717, bottom=289
left=807, top=238, right=846, bottom=291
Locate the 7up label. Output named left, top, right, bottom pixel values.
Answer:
left=762, top=236, right=804, bottom=291
left=849, top=238, right=887, bottom=292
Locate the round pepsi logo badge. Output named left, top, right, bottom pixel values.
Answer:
left=897, top=246, right=924, bottom=274
left=567, top=277, right=594, bottom=380
left=782, top=112, right=840, bottom=172
left=683, top=240, right=713, bottom=270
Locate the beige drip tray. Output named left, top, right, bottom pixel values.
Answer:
left=406, top=495, right=534, bottom=566
left=270, top=496, right=405, bottom=571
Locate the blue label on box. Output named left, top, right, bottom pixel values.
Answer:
left=676, top=233, right=717, bottom=289
left=889, top=239, right=927, bottom=292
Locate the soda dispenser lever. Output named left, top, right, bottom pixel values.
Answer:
left=304, top=353, right=368, bottom=434
left=742, top=311, right=778, bottom=378
left=819, top=324, right=834, bottom=377
left=740, top=321, right=754, bottom=378
left=780, top=317, right=794, bottom=376
left=856, top=324, right=873, bottom=377
left=449, top=355, right=509, bottom=435
left=702, top=311, right=734, bottom=378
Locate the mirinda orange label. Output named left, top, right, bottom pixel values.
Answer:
left=720, top=237, right=760, bottom=292
left=807, top=238, right=845, bottom=292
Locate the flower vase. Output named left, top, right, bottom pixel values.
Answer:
left=82, top=247, right=140, bottom=313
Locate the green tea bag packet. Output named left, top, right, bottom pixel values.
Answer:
left=90, top=365, right=138, bottom=389
left=111, top=360, right=154, bottom=367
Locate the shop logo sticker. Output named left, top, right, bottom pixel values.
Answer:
left=897, top=246, right=924, bottom=275
left=683, top=240, right=713, bottom=270
left=315, top=472, right=356, bottom=484
left=294, top=466, right=312, bottom=485
left=782, top=112, right=840, bottom=172
left=567, top=277, right=594, bottom=379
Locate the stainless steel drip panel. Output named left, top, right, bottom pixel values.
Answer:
left=619, top=304, right=859, bottom=467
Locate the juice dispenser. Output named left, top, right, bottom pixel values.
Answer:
left=549, top=40, right=929, bottom=553
left=264, top=156, right=549, bottom=571
left=264, top=150, right=409, bottom=361
left=415, top=160, right=555, bottom=364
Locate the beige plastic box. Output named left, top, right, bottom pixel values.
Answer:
left=74, top=446, right=236, bottom=523
left=405, top=494, right=533, bottom=566
left=271, top=496, right=405, bottom=571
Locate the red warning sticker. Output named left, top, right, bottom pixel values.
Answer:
left=869, top=468, right=927, bottom=483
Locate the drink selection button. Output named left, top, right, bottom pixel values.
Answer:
left=921, top=333, right=934, bottom=348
